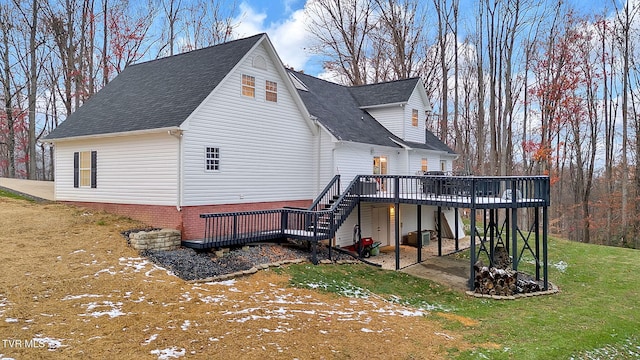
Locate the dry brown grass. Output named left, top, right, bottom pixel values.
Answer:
left=0, top=198, right=475, bottom=359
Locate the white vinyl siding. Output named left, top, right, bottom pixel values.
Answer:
left=409, top=151, right=442, bottom=175
left=181, top=42, right=315, bottom=206
left=333, top=142, right=401, bottom=191
left=54, top=132, right=179, bottom=205
left=314, top=127, right=336, bottom=195
left=404, top=90, right=426, bottom=143
left=366, top=106, right=404, bottom=139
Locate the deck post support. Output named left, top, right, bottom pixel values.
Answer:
left=543, top=204, right=549, bottom=290
left=395, top=178, right=401, bottom=270
left=505, top=209, right=510, bottom=253
left=511, top=181, right=518, bottom=272
left=469, top=207, right=476, bottom=290
left=489, top=209, right=495, bottom=267
left=437, top=206, right=442, bottom=256
left=535, top=207, right=540, bottom=281
left=417, top=204, right=422, bottom=263
left=454, top=207, right=459, bottom=251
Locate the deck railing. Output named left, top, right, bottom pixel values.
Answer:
left=356, top=175, right=550, bottom=208
left=196, top=174, right=550, bottom=249
left=307, top=174, right=340, bottom=212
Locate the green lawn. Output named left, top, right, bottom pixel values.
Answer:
left=281, top=237, right=640, bottom=359
left=0, top=188, right=32, bottom=201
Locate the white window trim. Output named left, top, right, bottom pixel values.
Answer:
left=241, top=74, right=255, bottom=98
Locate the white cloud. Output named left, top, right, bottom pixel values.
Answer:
left=233, top=2, right=314, bottom=72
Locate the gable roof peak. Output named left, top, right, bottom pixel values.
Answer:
left=46, top=33, right=266, bottom=140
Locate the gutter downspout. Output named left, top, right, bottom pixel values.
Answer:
left=168, top=129, right=183, bottom=212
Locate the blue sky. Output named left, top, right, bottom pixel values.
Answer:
left=236, top=0, right=614, bottom=77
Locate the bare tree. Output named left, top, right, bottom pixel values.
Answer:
left=0, top=4, right=17, bottom=178
left=306, top=0, right=374, bottom=85
left=181, top=0, right=237, bottom=51
left=372, top=0, right=426, bottom=80
left=159, top=0, right=182, bottom=57
left=613, top=0, right=639, bottom=245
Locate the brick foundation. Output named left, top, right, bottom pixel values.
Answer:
left=63, top=199, right=312, bottom=241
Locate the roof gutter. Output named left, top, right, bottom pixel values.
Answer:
left=358, top=101, right=407, bottom=110
left=43, top=126, right=181, bottom=143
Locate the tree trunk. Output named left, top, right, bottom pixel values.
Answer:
left=28, top=0, right=38, bottom=179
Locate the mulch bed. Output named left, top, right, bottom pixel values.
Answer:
left=142, top=242, right=355, bottom=281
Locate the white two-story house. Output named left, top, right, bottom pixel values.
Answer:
left=45, top=33, right=461, bottom=245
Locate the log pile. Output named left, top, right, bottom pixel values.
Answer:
left=473, top=260, right=542, bottom=296
left=493, top=245, right=511, bottom=269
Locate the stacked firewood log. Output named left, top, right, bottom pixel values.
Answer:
left=473, top=260, right=542, bottom=296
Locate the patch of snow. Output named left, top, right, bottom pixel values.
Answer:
left=4, top=318, right=18, bottom=323
left=396, top=309, right=425, bottom=317
left=199, top=295, right=225, bottom=304
left=142, top=334, right=158, bottom=346
left=33, top=336, right=66, bottom=351
left=79, top=301, right=128, bottom=318
left=553, top=261, right=568, bottom=273
left=94, top=268, right=117, bottom=276
left=180, top=293, right=192, bottom=302
left=204, top=279, right=236, bottom=286
left=434, top=332, right=455, bottom=340
left=361, top=328, right=374, bottom=333
left=180, top=320, right=190, bottom=331
left=0, top=354, right=16, bottom=360
left=61, top=294, right=102, bottom=301
left=150, top=347, right=186, bottom=359
left=119, top=257, right=150, bottom=272
left=69, top=249, right=86, bottom=254
left=570, top=337, right=640, bottom=359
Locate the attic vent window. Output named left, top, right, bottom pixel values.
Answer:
left=253, top=55, right=267, bottom=70
left=242, top=74, right=255, bottom=98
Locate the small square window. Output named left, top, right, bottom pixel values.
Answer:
left=266, top=80, right=277, bottom=102
left=242, top=74, right=255, bottom=98
left=412, top=109, right=419, bottom=127
left=206, top=147, right=220, bottom=171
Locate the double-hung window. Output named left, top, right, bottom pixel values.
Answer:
left=205, top=147, right=220, bottom=171
left=412, top=109, right=419, bottom=127
left=74, top=151, right=97, bottom=188
left=242, top=74, right=255, bottom=98
left=266, top=80, right=278, bottom=102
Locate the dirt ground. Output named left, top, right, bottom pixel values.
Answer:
left=0, top=198, right=483, bottom=359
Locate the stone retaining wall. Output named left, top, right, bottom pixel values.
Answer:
left=129, top=229, right=181, bottom=251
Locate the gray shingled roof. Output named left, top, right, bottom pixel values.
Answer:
left=349, top=78, right=421, bottom=107
left=46, top=34, right=264, bottom=140
left=291, top=71, right=455, bottom=154
left=292, top=72, right=402, bottom=148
